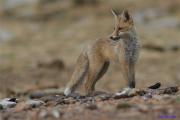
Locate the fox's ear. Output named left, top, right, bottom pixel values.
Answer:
left=121, top=9, right=131, bottom=21
left=111, top=9, right=118, bottom=26
left=111, top=9, right=118, bottom=17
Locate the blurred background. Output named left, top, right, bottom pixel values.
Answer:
left=0, top=0, right=180, bottom=98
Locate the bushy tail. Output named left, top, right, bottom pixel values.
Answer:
left=64, top=52, right=89, bottom=96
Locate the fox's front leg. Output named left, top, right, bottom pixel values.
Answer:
left=117, top=60, right=136, bottom=95
left=122, top=62, right=135, bottom=88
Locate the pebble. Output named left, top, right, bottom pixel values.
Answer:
left=39, top=109, right=61, bottom=119
left=0, top=98, right=18, bottom=109
left=143, top=92, right=153, bottom=100
left=25, top=99, right=45, bottom=108
left=84, top=103, right=98, bottom=110
left=148, top=82, right=161, bottom=89
left=51, top=109, right=60, bottom=118
left=39, top=110, right=48, bottom=118
left=163, top=87, right=178, bottom=94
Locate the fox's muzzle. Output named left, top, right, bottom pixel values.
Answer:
left=110, top=35, right=121, bottom=40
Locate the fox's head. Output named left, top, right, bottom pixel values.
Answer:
left=110, top=9, right=134, bottom=40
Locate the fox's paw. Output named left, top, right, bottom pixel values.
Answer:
left=114, top=88, right=139, bottom=98
left=64, top=87, right=72, bottom=96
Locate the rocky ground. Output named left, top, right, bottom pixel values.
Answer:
left=0, top=0, right=180, bottom=120
left=0, top=83, right=179, bottom=120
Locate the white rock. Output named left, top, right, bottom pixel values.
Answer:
left=51, top=109, right=60, bottom=118
left=0, top=98, right=17, bottom=109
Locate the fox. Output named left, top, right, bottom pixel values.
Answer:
left=64, top=9, right=140, bottom=96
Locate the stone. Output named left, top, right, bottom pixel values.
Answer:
left=163, top=87, right=178, bottom=94
left=25, top=99, right=45, bottom=108
left=0, top=98, right=18, bottom=109
left=148, top=82, right=161, bottom=89
left=39, top=109, right=61, bottom=119
left=142, top=92, right=153, bottom=100
left=51, top=109, right=60, bottom=119
left=84, top=103, right=98, bottom=110
left=39, top=110, right=48, bottom=118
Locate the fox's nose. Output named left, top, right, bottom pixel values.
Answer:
left=110, top=36, right=118, bottom=39
left=110, top=35, right=120, bottom=40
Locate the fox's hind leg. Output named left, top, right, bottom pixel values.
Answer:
left=84, top=55, right=109, bottom=95
left=64, top=52, right=89, bottom=96
left=91, top=61, right=110, bottom=91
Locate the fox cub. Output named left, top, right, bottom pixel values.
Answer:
left=64, top=9, right=140, bottom=96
